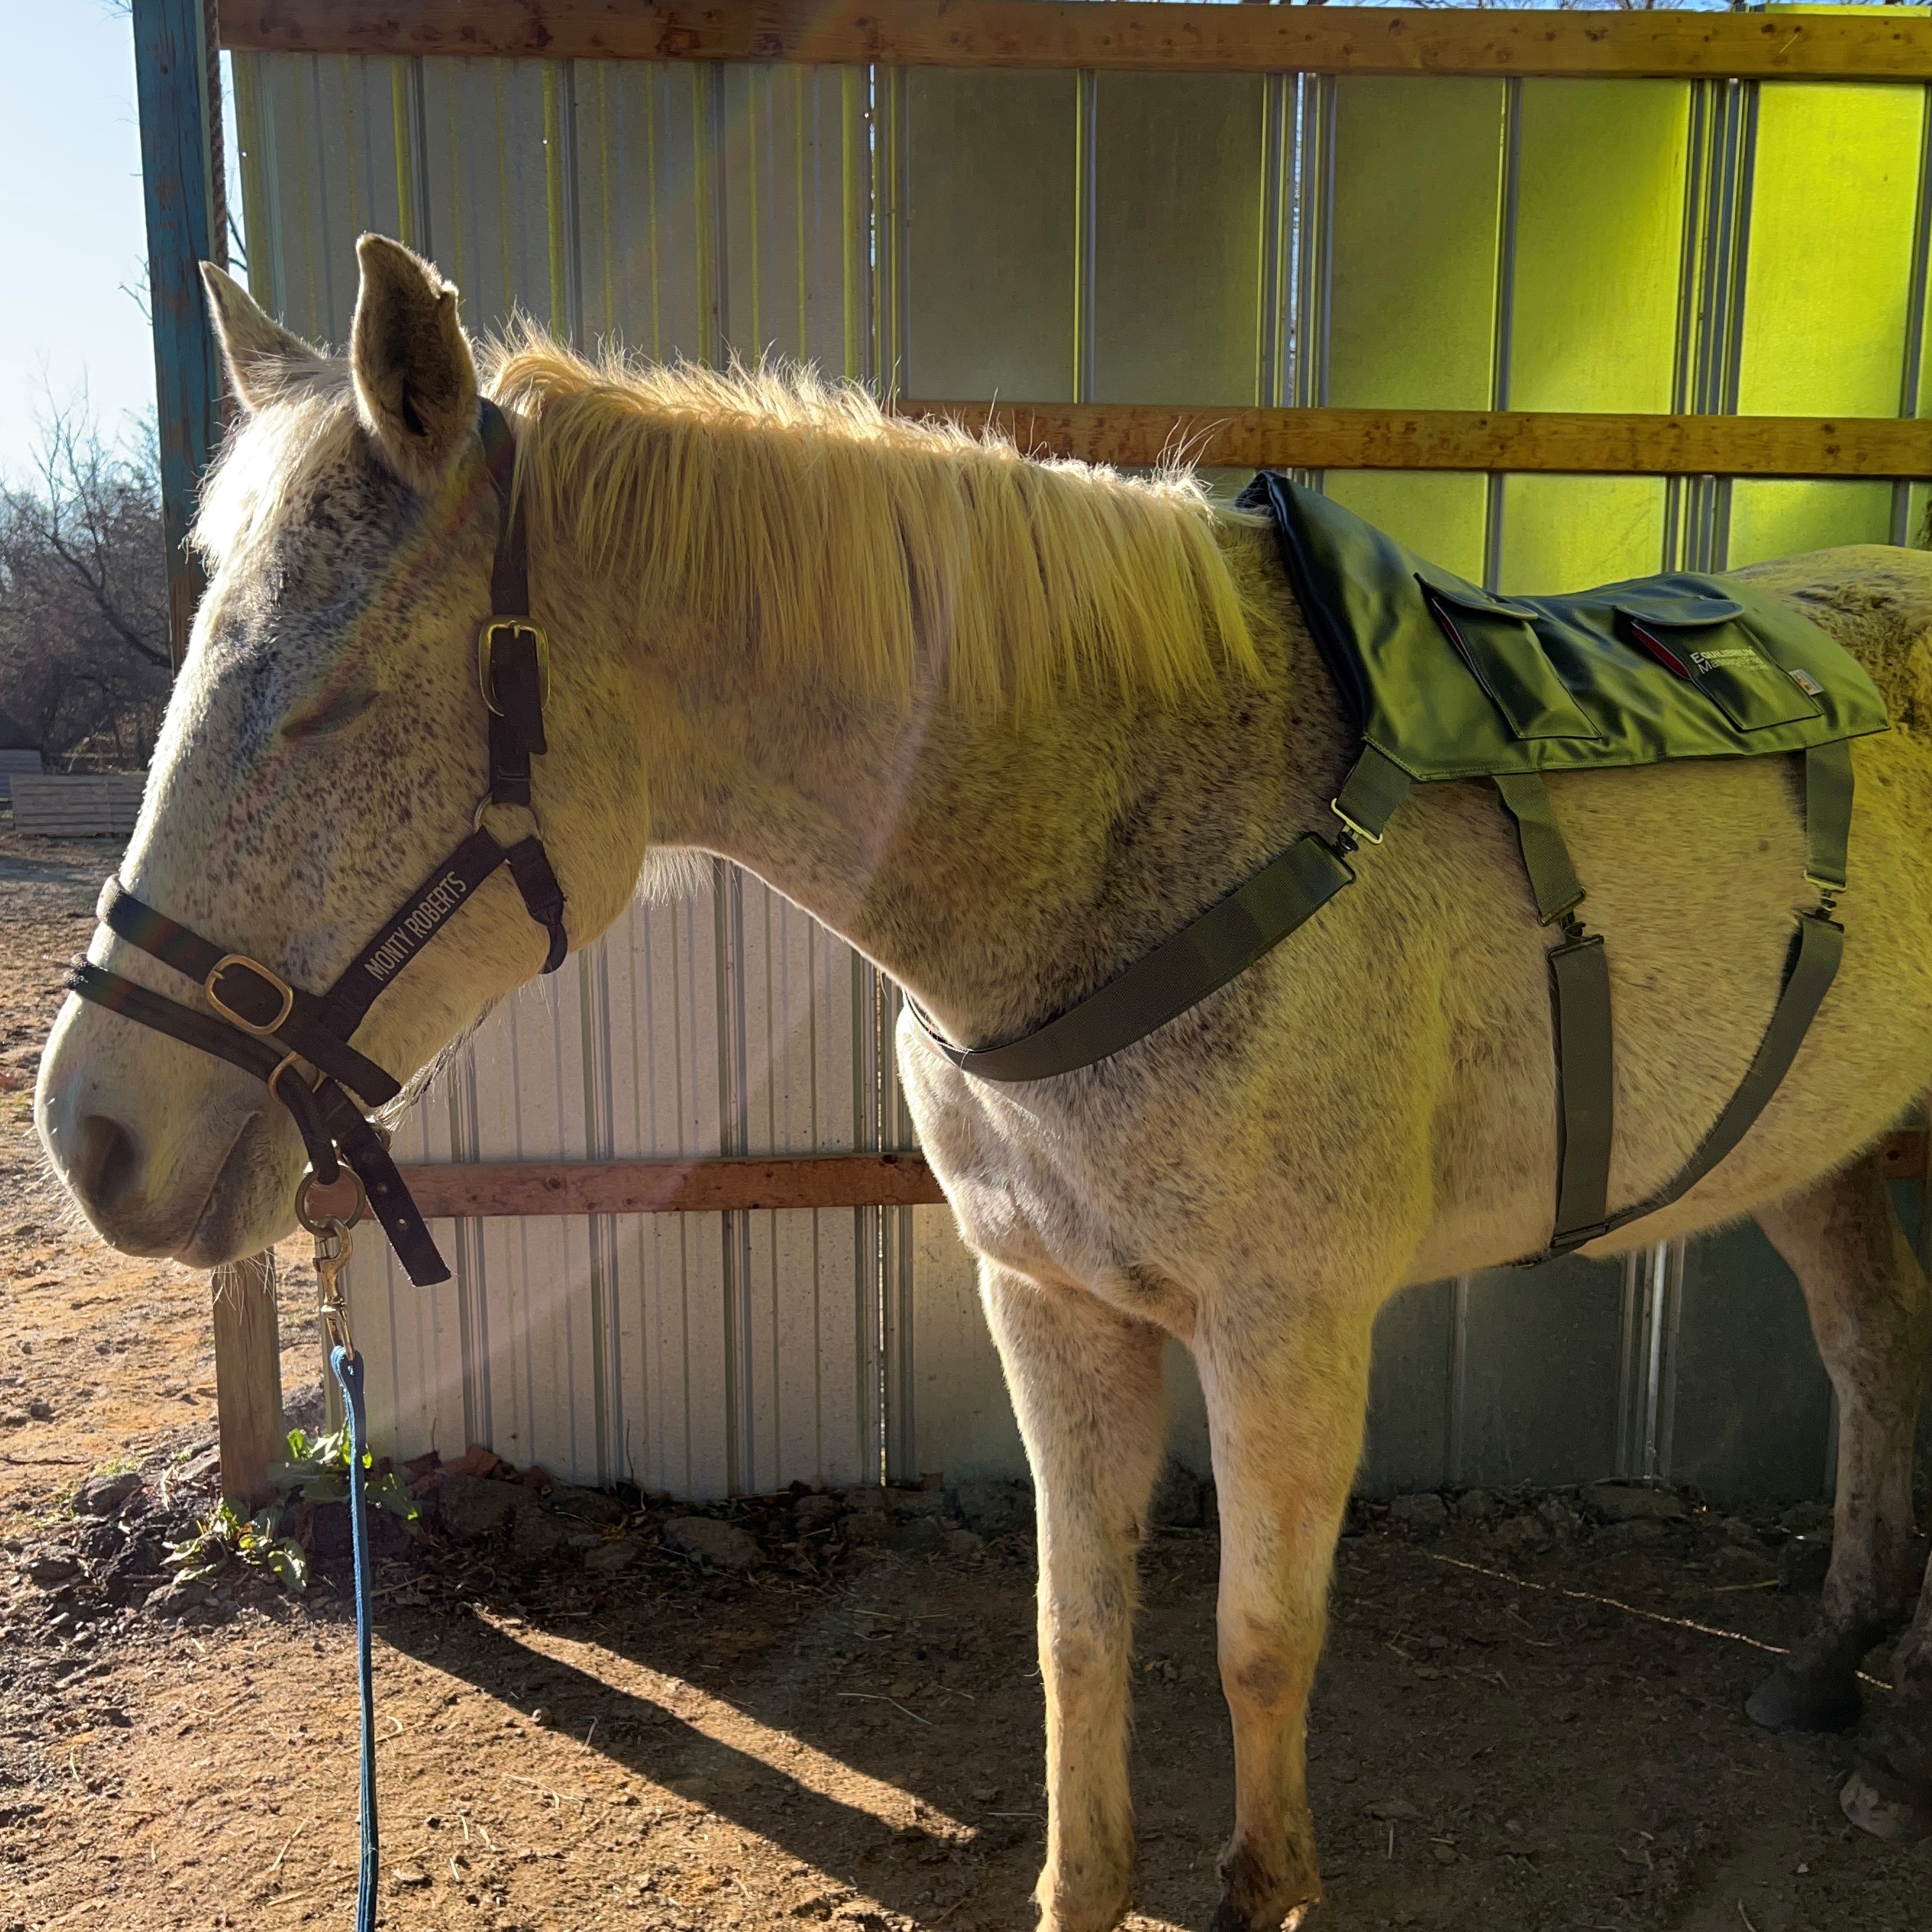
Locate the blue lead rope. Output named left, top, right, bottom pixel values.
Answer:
left=329, top=1343, right=380, bottom=1932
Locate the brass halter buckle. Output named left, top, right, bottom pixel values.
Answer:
left=478, top=618, right=550, bottom=715
left=205, top=954, right=295, bottom=1035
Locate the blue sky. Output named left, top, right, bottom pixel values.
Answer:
left=1, top=5, right=161, bottom=476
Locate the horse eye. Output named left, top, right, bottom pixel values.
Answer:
left=282, top=682, right=380, bottom=739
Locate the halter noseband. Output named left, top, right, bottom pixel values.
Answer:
left=65, top=399, right=566, bottom=1288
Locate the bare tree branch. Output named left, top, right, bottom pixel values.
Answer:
left=0, top=391, right=172, bottom=769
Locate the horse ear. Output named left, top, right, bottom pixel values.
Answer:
left=200, top=263, right=328, bottom=411
left=349, top=233, right=479, bottom=492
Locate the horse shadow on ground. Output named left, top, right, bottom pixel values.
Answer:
left=367, top=1542, right=1201, bottom=1931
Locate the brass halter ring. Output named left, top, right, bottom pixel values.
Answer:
left=295, top=1167, right=369, bottom=1235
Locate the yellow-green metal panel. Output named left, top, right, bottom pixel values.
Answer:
left=1728, top=480, right=1897, bottom=568
left=715, top=65, right=868, bottom=372
left=904, top=70, right=1077, bottom=400
left=1091, top=72, right=1265, bottom=406
left=1496, top=476, right=1671, bottom=595
left=1732, top=82, right=1928, bottom=562
left=416, top=60, right=558, bottom=341
left=232, top=52, right=408, bottom=345
left=1497, top=80, right=1691, bottom=592
left=1738, top=84, right=1925, bottom=416
left=1324, top=472, right=1488, bottom=585
left=1323, top=77, right=1505, bottom=584
left=1511, top=82, right=1689, bottom=414
left=1327, top=78, right=1506, bottom=411
left=571, top=62, right=711, bottom=363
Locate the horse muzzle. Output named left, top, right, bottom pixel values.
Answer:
left=35, top=993, right=304, bottom=1267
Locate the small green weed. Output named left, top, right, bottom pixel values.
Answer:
left=165, top=1424, right=419, bottom=1596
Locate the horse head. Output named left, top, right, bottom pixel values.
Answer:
left=36, top=235, right=637, bottom=1269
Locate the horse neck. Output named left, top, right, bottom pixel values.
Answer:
left=581, top=482, right=1306, bottom=1052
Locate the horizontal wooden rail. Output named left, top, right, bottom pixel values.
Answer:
left=220, top=2, right=1932, bottom=83
left=898, top=403, right=1932, bottom=480
left=396, top=1135, right=1927, bottom=1219
left=394, top=1152, right=947, bottom=1219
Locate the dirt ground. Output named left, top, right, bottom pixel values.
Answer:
left=4, top=827, right=1931, bottom=1932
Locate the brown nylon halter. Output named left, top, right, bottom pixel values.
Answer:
left=65, top=399, right=564, bottom=1286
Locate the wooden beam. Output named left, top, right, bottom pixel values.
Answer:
left=896, top=403, right=1932, bottom=480
left=396, top=1137, right=1930, bottom=1219
left=394, top=1153, right=948, bottom=1219
left=219, top=1, right=1932, bottom=82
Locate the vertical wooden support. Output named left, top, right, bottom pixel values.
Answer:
left=212, top=1255, right=284, bottom=1510
left=136, top=0, right=282, bottom=1498
left=132, top=0, right=222, bottom=672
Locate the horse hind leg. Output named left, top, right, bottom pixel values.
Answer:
left=1749, top=1149, right=1930, bottom=1736
left=1840, top=1545, right=1932, bottom=1841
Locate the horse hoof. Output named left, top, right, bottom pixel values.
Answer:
left=1744, top=1662, right=1862, bottom=1734
left=1841, top=1763, right=1932, bottom=1843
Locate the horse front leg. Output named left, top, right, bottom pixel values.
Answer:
left=1750, top=1152, right=1930, bottom=1733
left=980, top=1261, right=1169, bottom=1932
left=1194, top=1295, right=1375, bottom=1932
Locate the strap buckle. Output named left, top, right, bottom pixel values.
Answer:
left=1330, top=799, right=1384, bottom=846
left=479, top=618, right=550, bottom=715
left=206, top=954, right=295, bottom=1035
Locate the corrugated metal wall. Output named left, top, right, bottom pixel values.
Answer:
left=233, top=51, right=1932, bottom=1504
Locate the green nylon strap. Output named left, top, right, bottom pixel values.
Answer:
left=918, top=832, right=1358, bottom=1082
left=1492, top=773, right=1587, bottom=925
left=1547, top=909, right=1847, bottom=1256
left=1549, top=932, right=1616, bottom=1247
left=1332, top=745, right=1413, bottom=841
left=1805, top=739, right=1853, bottom=891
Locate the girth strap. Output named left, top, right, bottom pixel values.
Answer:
left=1492, top=773, right=1584, bottom=925
left=1495, top=744, right=1852, bottom=1258
left=1493, top=772, right=1608, bottom=1246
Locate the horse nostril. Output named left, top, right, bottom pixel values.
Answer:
left=75, top=1114, right=142, bottom=1217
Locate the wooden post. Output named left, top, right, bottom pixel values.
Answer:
left=211, top=1255, right=284, bottom=1511
left=136, top=0, right=282, bottom=1500
left=132, top=0, right=222, bottom=671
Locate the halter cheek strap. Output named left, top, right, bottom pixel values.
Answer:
left=64, top=398, right=566, bottom=1288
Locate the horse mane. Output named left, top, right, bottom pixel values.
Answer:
left=485, top=333, right=1264, bottom=715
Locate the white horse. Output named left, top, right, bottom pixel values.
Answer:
left=37, top=238, right=1932, bottom=1929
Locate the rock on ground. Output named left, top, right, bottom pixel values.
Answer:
left=1583, top=1481, right=1690, bottom=1524
left=583, top=1537, right=639, bottom=1574
left=794, top=1492, right=844, bottom=1533
left=1389, top=1492, right=1450, bottom=1529
left=661, top=1516, right=761, bottom=1572
left=74, top=1471, right=143, bottom=1516
left=949, top=1479, right=1032, bottom=1537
